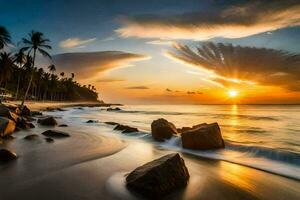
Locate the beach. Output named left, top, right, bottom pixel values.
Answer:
left=0, top=103, right=300, bottom=199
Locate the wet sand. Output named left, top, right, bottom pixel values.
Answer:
left=0, top=107, right=300, bottom=199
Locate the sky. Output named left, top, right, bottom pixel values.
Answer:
left=1, top=0, right=300, bottom=104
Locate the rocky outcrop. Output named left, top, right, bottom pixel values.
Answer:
left=126, top=153, right=189, bottom=198
left=41, top=130, right=70, bottom=138
left=181, top=122, right=225, bottom=150
left=151, top=118, right=178, bottom=141
left=0, top=149, right=18, bottom=162
left=37, top=117, right=57, bottom=126
left=24, top=134, right=39, bottom=140
left=114, top=124, right=138, bottom=133
left=0, top=117, right=16, bottom=137
left=105, top=122, right=119, bottom=126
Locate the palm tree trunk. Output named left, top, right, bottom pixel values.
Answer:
left=21, top=49, right=36, bottom=107
left=15, top=72, right=21, bottom=100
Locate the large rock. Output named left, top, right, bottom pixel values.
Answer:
left=0, top=117, right=16, bottom=137
left=37, top=117, right=57, bottom=126
left=20, top=105, right=31, bottom=116
left=181, top=122, right=225, bottom=150
left=24, top=134, right=39, bottom=140
left=177, top=123, right=208, bottom=133
left=41, top=130, right=70, bottom=138
left=126, top=153, right=189, bottom=198
left=0, top=149, right=18, bottom=162
left=16, top=117, right=35, bottom=129
left=0, top=105, right=19, bottom=122
left=151, top=118, right=178, bottom=141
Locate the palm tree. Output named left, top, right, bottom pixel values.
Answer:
left=0, top=26, right=11, bottom=49
left=71, top=73, right=75, bottom=79
left=60, top=72, right=65, bottom=78
left=20, top=31, right=51, bottom=107
left=0, top=52, right=14, bottom=88
left=13, top=49, right=26, bottom=99
left=48, top=64, right=56, bottom=74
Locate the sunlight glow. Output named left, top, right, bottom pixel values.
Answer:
left=228, top=90, right=238, bottom=98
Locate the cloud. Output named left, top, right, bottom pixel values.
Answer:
left=59, top=37, right=96, bottom=48
left=146, top=40, right=174, bottom=45
left=167, top=42, right=300, bottom=91
left=96, top=78, right=126, bottom=83
left=52, top=51, right=149, bottom=81
left=166, top=88, right=172, bottom=92
left=116, top=0, right=300, bottom=40
left=101, top=36, right=115, bottom=42
left=125, top=86, right=149, bottom=90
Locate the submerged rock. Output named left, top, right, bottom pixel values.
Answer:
left=126, top=153, right=189, bottom=198
left=181, top=122, right=225, bottom=150
left=58, top=124, right=68, bottom=127
left=0, top=117, right=16, bottom=137
left=24, top=134, right=39, bottom=140
left=151, top=118, right=178, bottom=141
left=0, top=149, right=18, bottom=162
left=107, top=107, right=121, bottom=111
left=105, top=122, right=119, bottom=126
left=31, top=111, right=43, bottom=116
left=41, top=130, right=70, bottom=138
left=45, top=137, right=54, bottom=143
left=86, top=120, right=98, bottom=123
left=37, top=117, right=57, bottom=126
left=113, top=124, right=138, bottom=133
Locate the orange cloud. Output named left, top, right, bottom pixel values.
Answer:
left=116, top=1, right=300, bottom=40
left=59, top=37, right=96, bottom=48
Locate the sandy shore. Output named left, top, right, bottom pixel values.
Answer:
left=0, top=106, right=299, bottom=200
left=3, top=100, right=116, bottom=111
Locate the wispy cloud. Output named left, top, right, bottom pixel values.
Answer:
left=100, top=36, right=115, bottom=42
left=96, top=78, right=126, bottom=83
left=125, top=86, right=149, bottom=89
left=167, top=42, right=300, bottom=91
left=52, top=51, right=148, bottom=81
left=59, top=37, right=96, bottom=48
left=146, top=40, right=174, bottom=45
left=116, top=1, right=300, bottom=40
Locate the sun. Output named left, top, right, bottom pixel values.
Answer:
left=228, top=89, right=238, bottom=98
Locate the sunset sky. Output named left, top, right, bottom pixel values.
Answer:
left=1, top=0, right=300, bottom=104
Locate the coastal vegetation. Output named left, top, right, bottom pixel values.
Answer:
left=0, top=26, right=98, bottom=102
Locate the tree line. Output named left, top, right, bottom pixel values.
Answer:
left=0, top=26, right=98, bottom=104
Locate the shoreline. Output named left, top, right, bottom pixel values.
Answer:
left=0, top=105, right=300, bottom=199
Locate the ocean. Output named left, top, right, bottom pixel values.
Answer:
left=52, top=104, right=300, bottom=180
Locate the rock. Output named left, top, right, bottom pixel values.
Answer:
left=45, top=137, right=54, bottom=143
left=16, top=117, right=35, bottom=129
left=86, top=120, right=98, bottom=123
left=0, top=149, right=18, bottom=162
left=0, top=117, right=16, bottom=137
left=58, top=124, right=68, bottom=127
left=177, top=123, right=208, bottom=133
left=181, top=122, right=225, bottom=150
left=113, top=124, right=138, bottom=133
left=56, top=108, right=66, bottom=111
left=41, top=130, right=70, bottom=138
left=126, top=153, right=189, bottom=198
left=107, top=107, right=121, bottom=111
left=37, top=117, right=57, bottom=126
left=105, top=122, right=119, bottom=126
left=2, top=135, right=15, bottom=140
left=20, top=105, right=31, bottom=116
left=24, top=134, right=39, bottom=140
left=0, top=105, right=19, bottom=122
left=151, top=118, right=178, bottom=141
left=31, top=111, right=42, bottom=116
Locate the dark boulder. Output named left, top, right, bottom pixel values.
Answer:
left=181, top=122, right=225, bottom=150
left=24, top=134, right=39, bottom=140
left=0, top=149, right=18, bottom=162
left=177, top=123, right=208, bottom=133
left=151, top=118, right=178, bottom=141
left=58, top=124, right=68, bottom=127
left=0, top=105, right=19, bottom=122
left=31, top=111, right=43, bottom=116
left=41, top=130, right=70, bottom=138
left=16, top=117, right=35, bottom=129
left=37, top=117, right=57, bottom=126
left=126, top=153, right=189, bottom=198
left=45, top=137, right=54, bottom=143
left=2, top=135, right=15, bottom=140
left=113, top=124, right=138, bottom=133
left=0, top=117, right=16, bottom=137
